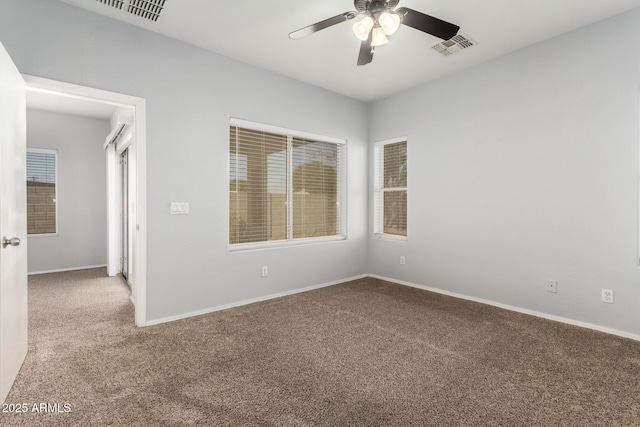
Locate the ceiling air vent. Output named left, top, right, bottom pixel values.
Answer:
left=95, top=0, right=167, bottom=22
left=127, top=0, right=166, bottom=22
left=95, top=0, right=124, bottom=9
left=432, top=33, right=476, bottom=57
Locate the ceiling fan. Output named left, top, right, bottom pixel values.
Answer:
left=289, top=0, right=460, bottom=66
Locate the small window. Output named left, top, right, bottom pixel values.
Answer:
left=229, top=119, right=346, bottom=249
left=374, top=138, right=407, bottom=238
left=26, top=149, right=58, bottom=236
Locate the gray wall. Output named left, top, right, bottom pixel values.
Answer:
left=26, top=109, right=109, bottom=273
left=4, top=0, right=639, bottom=336
left=0, top=0, right=369, bottom=322
left=368, top=9, right=640, bottom=335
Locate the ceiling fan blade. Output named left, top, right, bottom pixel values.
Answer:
left=289, top=11, right=357, bottom=40
left=357, top=32, right=374, bottom=66
left=396, top=7, right=459, bottom=41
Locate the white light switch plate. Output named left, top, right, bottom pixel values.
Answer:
left=170, top=202, right=189, bottom=215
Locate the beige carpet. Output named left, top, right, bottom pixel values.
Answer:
left=1, top=268, right=639, bottom=426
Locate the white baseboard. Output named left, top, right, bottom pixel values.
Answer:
left=141, top=272, right=640, bottom=342
left=145, top=274, right=368, bottom=327
left=28, top=264, right=108, bottom=276
left=368, top=274, right=640, bottom=343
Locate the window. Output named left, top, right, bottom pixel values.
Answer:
left=229, top=119, right=346, bottom=249
left=26, top=148, right=58, bottom=235
left=374, top=138, right=407, bottom=237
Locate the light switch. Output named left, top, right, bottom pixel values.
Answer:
left=170, top=202, right=189, bottom=215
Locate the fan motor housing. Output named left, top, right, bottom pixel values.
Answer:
left=354, top=0, right=369, bottom=13
left=355, top=0, right=399, bottom=14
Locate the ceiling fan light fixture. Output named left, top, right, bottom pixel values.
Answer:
left=371, top=26, right=388, bottom=47
left=289, top=0, right=460, bottom=66
left=352, top=16, right=374, bottom=41
left=379, top=12, right=400, bottom=35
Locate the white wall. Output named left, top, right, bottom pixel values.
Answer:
left=26, top=109, right=109, bottom=274
left=0, top=0, right=369, bottom=322
left=368, top=9, right=640, bottom=336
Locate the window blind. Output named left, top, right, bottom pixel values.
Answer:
left=26, top=150, right=57, bottom=235
left=230, top=127, right=287, bottom=244
left=27, top=151, right=56, bottom=184
left=292, top=138, right=339, bottom=239
left=375, top=139, right=407, bottom=237
left=229, top=122, right=345, bottom=247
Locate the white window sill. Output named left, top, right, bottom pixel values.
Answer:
left=374, top=233, right=407, bottom=242
left=229, top=235, right=347, bottom=253
left=28, top=233, right=59, bottom=238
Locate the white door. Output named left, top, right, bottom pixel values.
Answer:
left=0, top=41, right=28, bottom=404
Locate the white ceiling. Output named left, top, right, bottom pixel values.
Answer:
left=58, top=0, right=640, bottom=102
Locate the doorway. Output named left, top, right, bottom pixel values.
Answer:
left=23, top=75, right=148, bottom=327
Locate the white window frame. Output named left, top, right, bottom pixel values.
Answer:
left=374, top=137, right=407, bottom=240
left=229, top=118, right=347, bottom=252
left=26, top=147, right=59, bottom=237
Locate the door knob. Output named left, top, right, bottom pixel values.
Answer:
left=2, top=236, right=20, bottom=248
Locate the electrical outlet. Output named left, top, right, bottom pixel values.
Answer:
left=602, top=289, right=614, bottom=304
left=400, top=256, right=406, bottom=266
left=546, top=280, right=557, bottom=293
left=261, top=266, right=268, bottom=278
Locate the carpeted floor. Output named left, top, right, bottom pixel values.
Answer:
left=1, top=268, right=639, bottom=426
